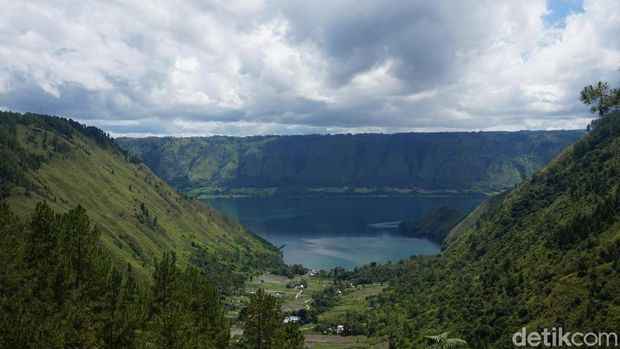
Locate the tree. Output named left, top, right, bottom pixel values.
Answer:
left=241, top=288, right=304, bottom=349
left=274, top=322, right=304, bottom=349
left=0, top=203, right=234, bottom=349
left=141, top=252, right=191, bottom=349
left=242, top=289, right=282, bottom=349
left=179, top=267, right=230, bottom=348
left=580, top=81, right=620, bottom=116
left=424, top=332, right=468, bottom=349
left=62, top=205, right=101, bottom=289
left=101, top=267, right=145, bottom=349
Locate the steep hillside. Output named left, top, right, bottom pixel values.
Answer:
left=367, top=112, right=620, bottom=347
left=443, top=191, right=509, bottom=245
left=117, top=131, right=582, bottom=197
left=0, top=111, right=282, bottom=285
left=398, top=206, right=464, bottom=242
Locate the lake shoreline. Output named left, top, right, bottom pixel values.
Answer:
left=190, top=186, right=496, bottom=200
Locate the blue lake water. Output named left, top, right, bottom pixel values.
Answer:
left=205, top=196, right=484, bottom=270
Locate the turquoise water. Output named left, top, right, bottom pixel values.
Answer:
left=205, top=196, right=483, bottom=270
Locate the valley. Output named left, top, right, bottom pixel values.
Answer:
left=2, top=108, right=619, bottom=348
left=2, top=2, right=619, bottom=348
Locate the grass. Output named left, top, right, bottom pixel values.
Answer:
left=236, top=274, right=388, bottom=348
left=303, top=334, right=388, bottom=349
left=4, top=123, right=281, bottom=282
left=318, top=283, right=385, bottom=324
left=245, top=274, right=331, bottom=312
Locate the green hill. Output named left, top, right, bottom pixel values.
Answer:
left=117, top=131, right=582, bottom=197
left=0, top=111, right=282, bottom=285
left=443, top=191, right=509, bottom=245
left=398, top=206, right=465, bottom=242
left=358, top=112, right=620, bottom=347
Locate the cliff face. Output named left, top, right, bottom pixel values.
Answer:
left=118, top=130, right=582, bottom=196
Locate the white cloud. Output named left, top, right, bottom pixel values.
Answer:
left=0, top=0, right=618, bottom=135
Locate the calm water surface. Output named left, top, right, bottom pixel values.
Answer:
left=205, top=196, right=483, bottom=270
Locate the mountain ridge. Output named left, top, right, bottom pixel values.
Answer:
left=343, top=111, right=620, bottom=348
left=398, top=205, right=465, bottom=242
left=117, top=130, right=583, bottom=197
left=0, top=111, right=282, bottom=285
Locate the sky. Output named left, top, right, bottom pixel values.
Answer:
left=0, top=0, right=619, bottom=136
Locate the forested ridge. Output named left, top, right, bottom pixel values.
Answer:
left=1, top=80, right=617, bottom=347
left=0, top=203, right=303, bottom=348
left=117, top=130, right=582, bottom=197
left=326, top=110, right=620, bottom=348
left=0, top=111, right=305, bottom=348
left=0, top=111, right=283, bottom=284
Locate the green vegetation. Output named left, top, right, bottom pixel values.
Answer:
left=316, top=284, right=385, bottom=336
left=580, top=80, right=620, bottom=117
left=245, top=274, right=327, bottom=313
left=423, top=333, right=467, bottom=349
left=303, top=334, right=387, bottom=348
left=237, top=289, right=304, bottom=349
left=443, top=191, right=508, bottom=245
left=398, top=206, right=464, bottom=242
left=242, top=273, right=389, bottom=348
left=330, top=110, right=620, bottom=348
left=117, top=130, right=582, bottom=197
left=1, top=78, right=616, bottom=347
left=0, top=111, right=283, bottom=285
left=0, top=203, right=301, bottom=348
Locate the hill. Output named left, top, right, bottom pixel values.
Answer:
left=117, top=131, right=583, bottom=197
left=443, top=191, right=509, bottom=245
left=0, top=111, right=282, bottom=286
left=348, top=111, right=620, bottom=347
left=398, top=205, right=464, bottom=242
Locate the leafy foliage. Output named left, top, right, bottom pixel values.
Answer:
left=580, top=81, right=620, bottom=117
left=117, top=130, right=582, bottom=195
left=424, top=333, right=468, bottom=349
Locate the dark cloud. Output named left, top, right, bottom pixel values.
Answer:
left=0, top=0, right=618, bottom=135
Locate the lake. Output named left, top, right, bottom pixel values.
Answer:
left=205, top=196, right=484, bottom=270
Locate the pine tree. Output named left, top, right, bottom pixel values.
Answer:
left=179, top=267, right=230, bottom=348
left=274, top=322, right=305, bottom=349
left=62, top=205, right=101, bottom=290
left=141, top=252, right=193, bottom=348
left=241, top=288, right=304, bottom=349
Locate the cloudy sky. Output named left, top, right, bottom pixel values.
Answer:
left=0, top=0, right=619, bottom=136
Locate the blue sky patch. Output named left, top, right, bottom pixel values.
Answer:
left=545, top=0, right=585, bottom=27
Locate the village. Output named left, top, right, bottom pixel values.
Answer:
left=228, top=272, right=388, bottom=348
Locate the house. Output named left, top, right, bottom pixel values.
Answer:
left=283, top=316, right=301, bottom=324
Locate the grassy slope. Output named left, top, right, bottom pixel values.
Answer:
left=1, top=112, right=281, bottom=282
left=117, top=131, right=582, bottom=195
left=376, top=112, right=620, bottom=348
left=319, top=283, right=385, bottom=325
